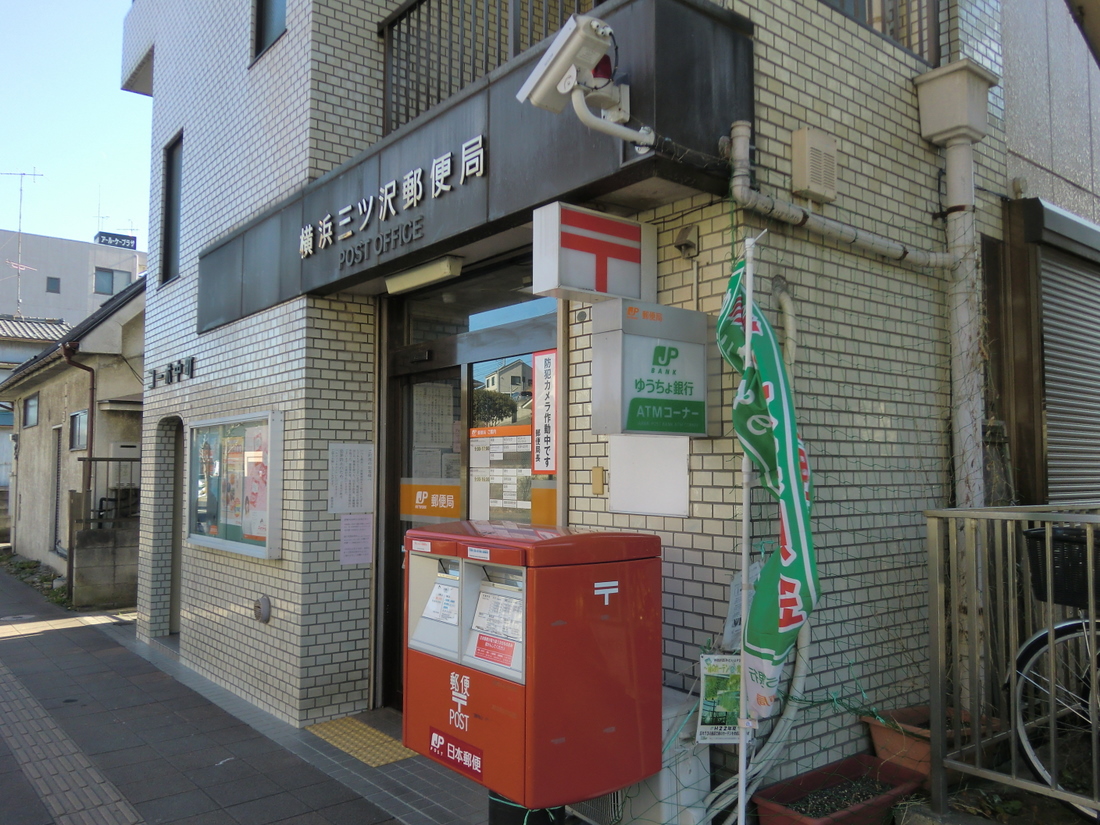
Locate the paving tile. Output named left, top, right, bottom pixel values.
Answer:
left=313, top=797, right=397, bottom=825
left=115, top=770, right=200, bottom=804
left=288, top=779, right=361, bottom=810
left=224, top=791, right=312, bottom=825
left=267, top=814, right=333, bottom=825
left=165, top=744, right=239, bottom=772
left=265, top=763, right=333, bottom=792
left=186, top=762, right=263, bottom=791
left=108, top=756, right=187, bottom=786
left=132, top=788, right=219, bottom=823
left=150, top=733, right=221, bottom=757
left=88, top=744, right=160, bottom=770
left=204, top=774, right=284, bottom=807
left=164, top=812, right=238, bottom=825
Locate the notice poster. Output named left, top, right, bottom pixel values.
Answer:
left=422, top=582, right=459, bottom=625
left=222, top=436, right=244, bottom=527
left=413, top=383, right=455, bottom=447
left=467, top=426, right=533, bottom=521
left=697, top=654, right=742, bottom=744
left=474, top=634, right=517, bottom=667
left=339, top=513, right=374, bottom=565
left=328, top=442, right=374, bottom=514
left=532, top=350, right=556, bottom=474
left=470, top=592, right=523, bottom=641
left=243, top=425, right=269, bottom=541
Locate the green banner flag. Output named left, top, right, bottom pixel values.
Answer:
left=716, top=257, right=818, bottom=719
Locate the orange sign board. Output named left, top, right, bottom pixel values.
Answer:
left=399, top=481, right=462, bottom=521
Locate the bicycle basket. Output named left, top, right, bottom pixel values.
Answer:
left=1022, top=527, right=1100, bottom=609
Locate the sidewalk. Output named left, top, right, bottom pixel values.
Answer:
left=0, top=569, right=489, bottom=825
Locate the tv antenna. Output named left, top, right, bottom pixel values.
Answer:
left=2, top=169, right=44, bottom=317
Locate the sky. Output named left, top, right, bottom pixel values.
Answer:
left=0, top=1, right=152, bottom=248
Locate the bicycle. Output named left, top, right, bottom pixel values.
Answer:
left=1013, top=527, right=1100, bottom=822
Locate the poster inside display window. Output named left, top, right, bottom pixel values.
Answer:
left=468, top=352, right=556, bottom=525
left=190, top=411, right=283, bottom=559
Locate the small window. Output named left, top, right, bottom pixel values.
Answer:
left=162, top=134, right=183, bottom=283
left=46, top=277, right=60, bottom=294
left=70, top=410, right=88, bottom=450
left=94, top=268, right=131, bottom=295
left=23, top=394, right=38, bottom=428
left=819, top=0, right=939, bottom=64
left=94, top=268, right=114, bottom=294
left=255, top=0, right=286, bottom=57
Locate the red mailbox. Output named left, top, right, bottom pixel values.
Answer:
left=402, top=521, right=662, bottom=809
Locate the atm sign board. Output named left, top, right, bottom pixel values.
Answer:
left=621, top=337, right=707, bottom=434
left=592, top=299, right=711, bottom=437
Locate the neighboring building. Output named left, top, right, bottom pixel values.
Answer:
left=120, top=0, right=1100, bottom=796
left=483, top=359, right=532, bottom=400
left=0, top=279, right=145, bottom=607
left=0, top=316, right=71, bottom=487
left=0, top=229, right=147, bottom=326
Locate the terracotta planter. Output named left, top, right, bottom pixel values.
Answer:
left=752, top=754, right=923, bottom=825
left=861, top=706, right=1001, bottom=788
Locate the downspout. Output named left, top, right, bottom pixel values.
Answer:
left=62, top=341, right=95, bottom=518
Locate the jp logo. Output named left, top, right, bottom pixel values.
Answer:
left=652, top=345, right=679, bottom=366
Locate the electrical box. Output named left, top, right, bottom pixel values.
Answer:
left=791, top=128, right=837, bottom=203
left=403, top=521, right=663, bottom=809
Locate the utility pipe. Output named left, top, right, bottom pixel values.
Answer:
left=61, top=341, right=95, bottom=603
left=728, top=121, right=986, bottom=508
left=61, top=342, right=96, bottom=493
left=728, top=122, right=955, bottom=270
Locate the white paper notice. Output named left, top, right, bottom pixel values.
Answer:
left=340, top=514, right=374, bottom=565
left=470, top=592, right=523, bottom=641
left=328, top=443, right=375, bottom=514
left=422, top=583, right=459, bottom=625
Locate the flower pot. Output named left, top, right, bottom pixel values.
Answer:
left=752, top=754, right=923, bottom=825
left=861, top=705, right=1002, bottom=788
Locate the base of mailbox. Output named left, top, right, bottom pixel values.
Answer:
left=488, top=792, right=564, bottom=825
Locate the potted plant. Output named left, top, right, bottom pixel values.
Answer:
left=752, top=753, right=923, bottom=825
left=860, top=706, right=1001, bottom=787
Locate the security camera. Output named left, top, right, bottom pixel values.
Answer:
left=516, top=15, right=613, bottom=114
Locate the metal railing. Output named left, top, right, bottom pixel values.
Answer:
left=75, top=457, right=141, bottom=529
left=926, top=504, right=1100, bottom=818
left=377, top=0, right=595, bottom=134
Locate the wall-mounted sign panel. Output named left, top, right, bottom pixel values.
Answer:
left=532, top=202, right=656, bottom=303
left=592, top=299, right=710, bottom=436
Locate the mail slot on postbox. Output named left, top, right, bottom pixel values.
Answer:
left=403, top=521, right=662, bottom=810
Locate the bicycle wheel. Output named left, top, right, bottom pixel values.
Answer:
left=1014, top=619, right=1100, bottom=821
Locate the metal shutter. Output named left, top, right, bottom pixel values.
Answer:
left=1040, top=249, right=1100, bottom=502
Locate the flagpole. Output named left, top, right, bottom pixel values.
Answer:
left=736, top=229, right=765, bottom=825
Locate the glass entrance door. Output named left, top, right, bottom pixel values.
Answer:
left=379, top=255, right=558, bottom=707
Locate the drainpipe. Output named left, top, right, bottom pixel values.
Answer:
left=61, top=342, right=95, bottom=504
left=61, top=341, right=95, bottom=604
left=913, top=59, right=1001, bottom=509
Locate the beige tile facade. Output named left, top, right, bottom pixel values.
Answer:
left=126, top=0, right=1100, bottom=791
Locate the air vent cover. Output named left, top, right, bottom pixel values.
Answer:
left=792, top=128, right=837, bottom=203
